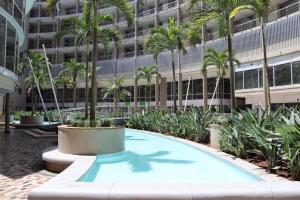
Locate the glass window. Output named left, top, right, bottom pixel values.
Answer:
left=259, top=67, right=274, bottom=87
left=5, top=24, right=16, bottom=72
left=274, top=64, right=291, bottom=86
left=292, top=61, right=300, bottom=84
left=244, top=69, right=258, bottom=89
left=0, top=16, right=6, bottom=67
left=235, top=71, right=243, bottom=90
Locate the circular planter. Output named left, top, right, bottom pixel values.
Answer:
left=20, top=115, right=44, bottom=125
left=210, top=124, right=222, bottom=150
left=111, top=117, right=125, bottom=126
left=58, top=125, right=125, bottom=155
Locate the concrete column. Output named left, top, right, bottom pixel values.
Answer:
left=154, top=0, right=160, bottom=109
left=160, top=77, right=167, bottom=108
left=4, top=94, right=10, bottom=134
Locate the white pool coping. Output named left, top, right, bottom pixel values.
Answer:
left=29, top=128, right=300, bottom=200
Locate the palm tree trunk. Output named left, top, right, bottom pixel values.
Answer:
left=31, top=82, right=35, bottom=115
left=73, top=75, right=77, bottom=108
left=155, top=57, right=159, bottom=109
left=85, top=48, right=89, bottom=119
left=148, top=84, right=151, bottom=110
left=227, top=21, right=236, bottom=110
left=261, top=19, right=271, bottom=110
left=134, top=80, right=138, bottom=110
left=171, top=50, right=177, bottom=112
left=63, top=85, right=66, bottom=109
left=220, top=77, right=223, bottom=113
left=90, top=0, right=97, bottom=125
left=4, top=93, right=10, bottom=134
left=203, top=70, right=208, bottom=110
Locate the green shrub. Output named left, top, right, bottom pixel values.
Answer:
left=126, top=107, right=214, bottom=143
left=100, top=118, right=112, bottom=127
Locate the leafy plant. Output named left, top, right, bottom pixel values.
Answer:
left=99, top=118, right=112, bottom=127
left=277, top=110, right=300, bottom=180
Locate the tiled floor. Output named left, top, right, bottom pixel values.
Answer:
left=0, top=128, right=57, bottom=200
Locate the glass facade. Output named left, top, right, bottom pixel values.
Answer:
left=0, top=0, right=24, bottom=73
left=236, top=61, right=300, bottom=90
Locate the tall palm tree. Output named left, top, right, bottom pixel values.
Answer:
left=203, top=48, right=239, bottom=111
left=188, top=0, right=249, bottom=110
left=145, top=18, right=187, bottom=112
left=89, top=0, right=133, bottom=126
left=188, top=3, right=208, bottom=110
left=144, top=34, right=164, bottom=109
left=55, top=71, right=73, bottom=109
left=19, top=52, right=48, bottom=115
left=62, top=59, right=84, bottom=108
left=230, top=0, right=272, bottom=110
left=136, top=66, right=160, bottom=109
left=103, top=76, right=130, bottom=112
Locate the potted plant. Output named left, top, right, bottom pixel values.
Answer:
left=18, top=52, right=48, bottom=125
left=102, top=76, right=130, bottom=126
left=58, top=118, right=125, bottom=155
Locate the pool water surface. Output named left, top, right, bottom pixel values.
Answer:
left=79, top=129, right=261, bottom=183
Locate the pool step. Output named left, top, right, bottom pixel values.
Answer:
left=24, top=129, right=57, bottom=138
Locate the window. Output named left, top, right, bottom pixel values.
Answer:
left=259, top=67, right=274, bottom=87
left=292, top=61, right=300, bottom=84
left=244, top=69, right=258, bottom=89
left=274, top=64, right=291, bottom=86
left=235, top=71, right=243, bottom=90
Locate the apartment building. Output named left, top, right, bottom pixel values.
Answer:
left=24, top=0, right=300, bottom=110
left=0, top=0, right=34, bottom=112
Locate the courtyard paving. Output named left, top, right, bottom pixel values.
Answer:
left=0, top=128, right=57, bottom=200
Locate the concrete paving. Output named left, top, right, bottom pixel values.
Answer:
left=0, top=128, right=57, bottom=200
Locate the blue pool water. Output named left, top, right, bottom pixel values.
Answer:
left=79, top=129, right=261, bottom=183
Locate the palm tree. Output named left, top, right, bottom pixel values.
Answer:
left=136, top=66, right=160, bottom=109
left=55, top=1, right=117, bottom=118
left=188, top=3, right=208, bottom=110
left=103, top=76, right=131, bottom=112
left=19, top=52, right=48, bottom=115
left=230, top=0, right=272, bottom=110
left=145, top=18, right=187, bottom=112
left=55, top=71, right=73, bottom=109
left=62, top=59, right=84, bottom=108
left=144, top=33, right=164, bottom=109
left=188, top=0, right=249, bottom=110
left=89, top=0, right=133, bottom=126
left=203, top=48, right=239, bottom=111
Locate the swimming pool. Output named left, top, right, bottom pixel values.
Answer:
left=29, top=128, right=300, bottom=200
left=80, top=129, right=260, bottom=183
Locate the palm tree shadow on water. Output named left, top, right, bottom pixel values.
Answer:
left=125, top=135, right=146, bottom=141
left=81, top=151, right=195, bottom=181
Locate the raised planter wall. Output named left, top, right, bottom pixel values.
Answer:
left=20, top=115, right=44, bottom=125
left=210, top=124, right=222, bottom=150
left=58, top=125, right=125, bottom=155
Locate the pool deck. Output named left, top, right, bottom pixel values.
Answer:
left=0, top=128, right=57, bottom=200
left=29, top=129, right=300, bottom=200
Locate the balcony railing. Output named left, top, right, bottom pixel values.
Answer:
left=159, top=1, right=177, bottom=11
left=138, top=8, right=155, bottom=17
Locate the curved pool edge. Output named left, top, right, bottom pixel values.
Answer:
left=29, top=128, right=300, bottom=200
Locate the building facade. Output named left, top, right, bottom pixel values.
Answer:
left=24, top=0, right=300, bottom=110
left=0, top=0, right=36, bottom=112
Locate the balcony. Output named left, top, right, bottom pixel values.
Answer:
left=159, top=1, right=176, bottom=12
left=138, top=8, right=155, bottom=17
